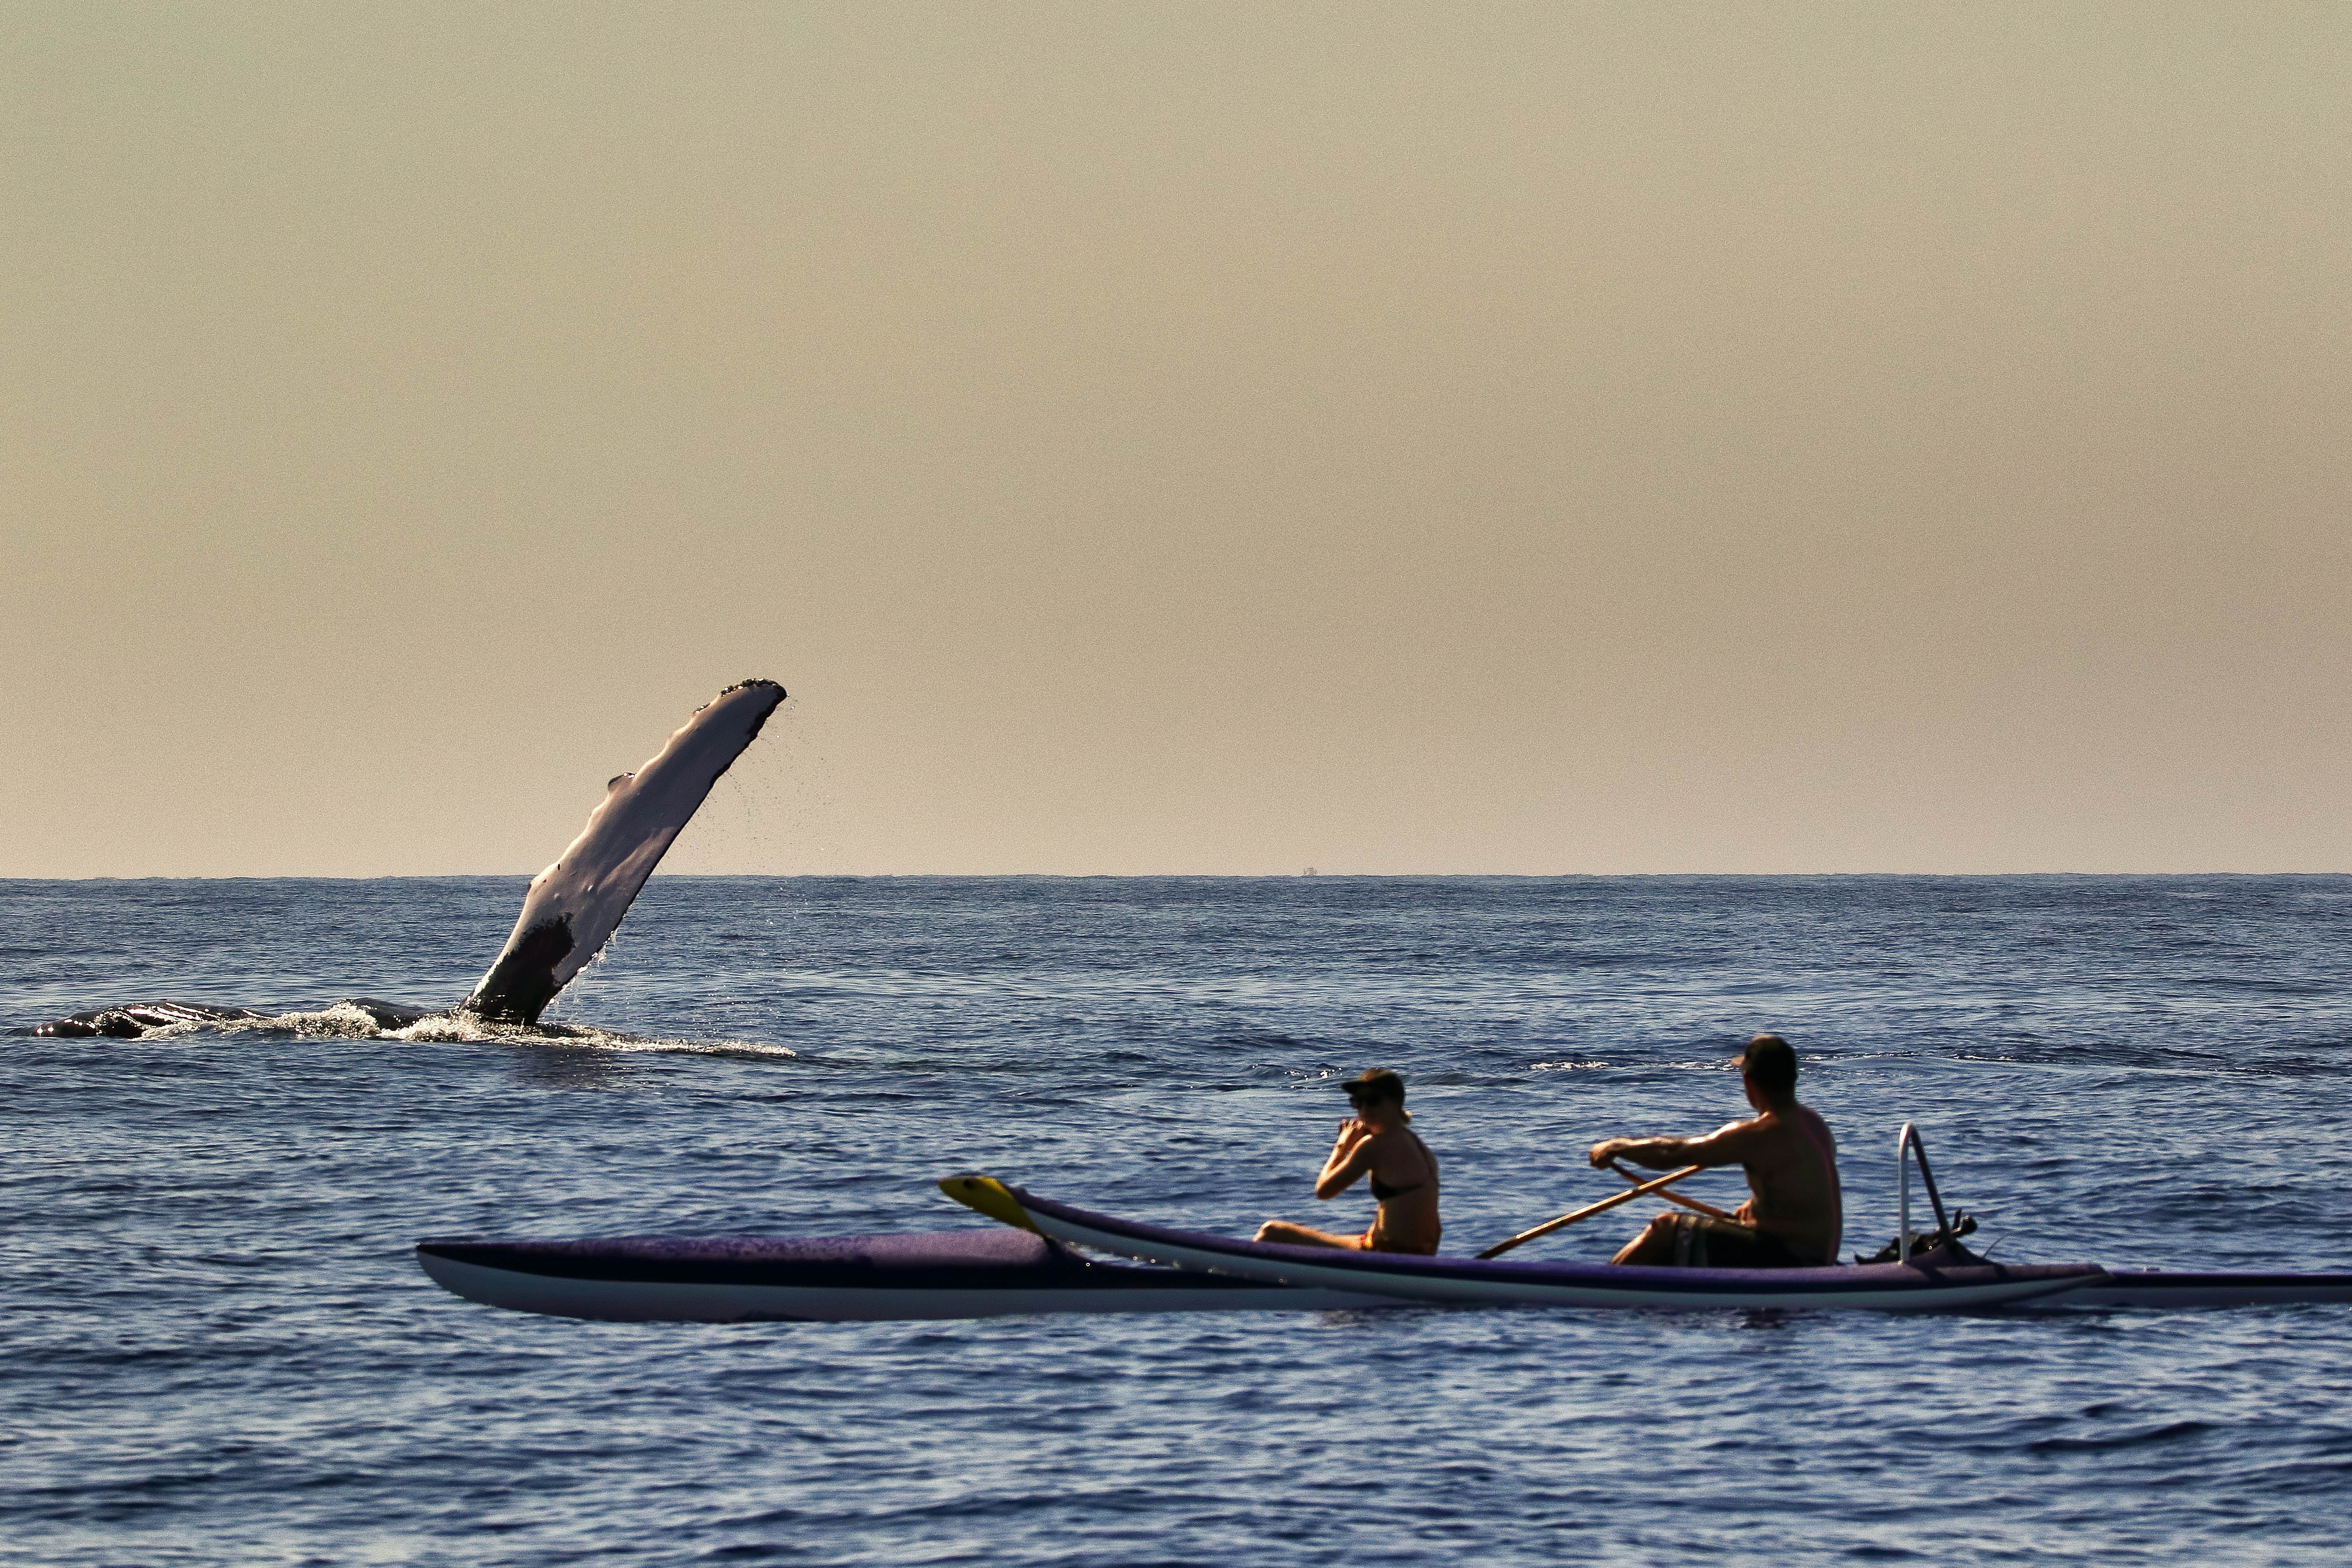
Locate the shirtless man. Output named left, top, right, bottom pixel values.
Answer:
left=1588, top=1034, right=1842, bottom=1268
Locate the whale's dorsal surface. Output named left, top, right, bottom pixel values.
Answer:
left=460, top=678, right=785, bottom=1024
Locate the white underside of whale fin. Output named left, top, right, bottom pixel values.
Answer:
left=462, top=678, right=786, bottom=1023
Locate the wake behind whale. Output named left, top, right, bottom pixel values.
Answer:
left=22, top=679, right=787, bottom=1041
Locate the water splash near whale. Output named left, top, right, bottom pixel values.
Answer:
left=20, top=679, right=787, bottom=1041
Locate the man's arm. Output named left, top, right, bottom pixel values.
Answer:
left=1591, top=1119, right=1762, bottom=1171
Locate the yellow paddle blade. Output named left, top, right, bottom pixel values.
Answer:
left=938, top=1173, right=1039, bottom=1233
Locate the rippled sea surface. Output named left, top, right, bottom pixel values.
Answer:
left=6, top=875, right=2352, bottom=1565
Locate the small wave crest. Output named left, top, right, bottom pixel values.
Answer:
left=2025, top=1419, right=2215, bottom=1454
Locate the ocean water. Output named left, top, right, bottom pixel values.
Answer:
left=4, top=874, right=2351, bottom=1566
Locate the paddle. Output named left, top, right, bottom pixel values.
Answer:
left=1476, top=1164, right=1707, bottom=1260
left=1611, top=1160, right=1736, bottom=1222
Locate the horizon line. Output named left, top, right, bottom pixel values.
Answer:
left=4, top=869, right=2347, bottom=884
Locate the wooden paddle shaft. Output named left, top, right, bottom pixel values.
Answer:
left=1476, top=1164, right=1708, bottom=1260
left=1611, top=1160, right=1737, bottom=1222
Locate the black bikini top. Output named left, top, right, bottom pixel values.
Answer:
left=1370, top=1129, right=1439, bottom=1202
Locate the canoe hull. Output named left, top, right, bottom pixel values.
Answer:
left=415, top=1230, right=1393, bottom=1323
left=413, top=1217, right=2352, bottom=1323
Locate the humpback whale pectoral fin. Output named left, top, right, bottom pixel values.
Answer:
left=460, top=916, right=577, bottom=1025
left=460, top=677, right=785, bottom=1026
left=29, top=679, right=787, bottom=1042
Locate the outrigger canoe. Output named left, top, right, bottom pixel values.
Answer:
left=412, top=1177, right=2352, bottom=1323
left=416, top=1123, right=2352, bottom=1324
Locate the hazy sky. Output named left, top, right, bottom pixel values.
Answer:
left=6, top=4, right=2347, bottom=875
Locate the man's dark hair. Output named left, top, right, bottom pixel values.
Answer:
left=1739, top=1034, right=1799, bottom=1097
left=1344, top=1068, right=1406, bottom=1107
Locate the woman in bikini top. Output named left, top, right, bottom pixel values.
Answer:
left=1254, top=1068, right=1442, bottom=1256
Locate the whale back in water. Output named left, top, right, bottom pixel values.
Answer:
left=23, top=679, right=786, bottom=1038
left=461, top=678, right=786, bottom=1024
